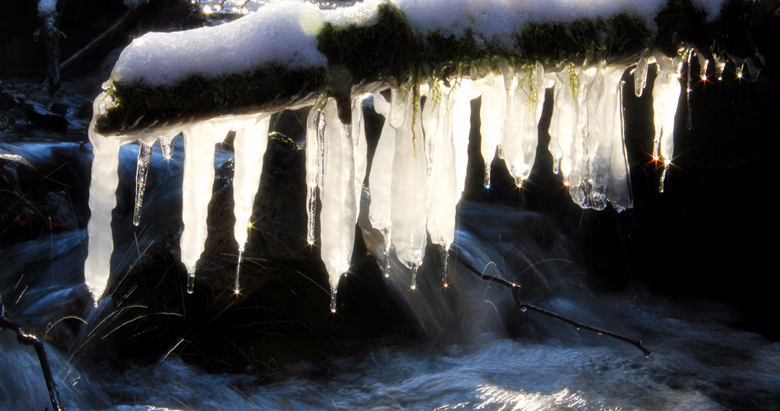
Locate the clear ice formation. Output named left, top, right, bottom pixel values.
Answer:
left=86, top=51, right=698, bottom=303
left=652, top=52, right=683, bottom=193
left=232, top=114, right=271, bottom=293
left=368, top=92, right=395, bottom=276
left=132, top=140, right=154, bottom=226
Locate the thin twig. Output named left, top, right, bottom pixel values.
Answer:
left=459, top=259, right=651, bottom=356
left=518, top=301, right=651, bottom=356
left=0, top=297, right=65, bottom=411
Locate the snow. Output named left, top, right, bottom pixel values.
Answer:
left=112, top=1, right=329, bottom=86
left=111, top=0, right=727, bottom=87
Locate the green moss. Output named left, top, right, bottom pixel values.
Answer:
left=96, top=65, right=326, bottom=134
left=317, top=3, right=419, bottom=87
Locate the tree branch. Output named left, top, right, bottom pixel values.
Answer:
left=459, top=259, right=651, bottom=357
left=0, top=297, right=65, bottom=411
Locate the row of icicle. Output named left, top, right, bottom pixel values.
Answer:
left=87, top=47, right=731, bottom=308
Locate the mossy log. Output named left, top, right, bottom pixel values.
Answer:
left=95, top=0, right=765, bottom=136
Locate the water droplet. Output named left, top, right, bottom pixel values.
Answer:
left=329, top=288, right=337, bottom=313
left=186, top=275, right=195, bottom=294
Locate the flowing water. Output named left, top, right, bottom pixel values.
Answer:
left=2, top=2, right=778, bottom=409
left=1, top=135, right=779, bottom=410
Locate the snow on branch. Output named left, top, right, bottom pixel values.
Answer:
left=92, top=0, right=747, bottom=135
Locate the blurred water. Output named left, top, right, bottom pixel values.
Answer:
left=3, top=289, right=779, bottom=410
left=2, top=145, right=778, bottom=410
left=2, top=3, right=779, bottom=409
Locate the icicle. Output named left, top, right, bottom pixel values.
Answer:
left=368, top=92, right=395, bottom=276
left=352, top=94, right=368, bottom=219
left=652, top=52, right=682, bottom=193
left=232, top=114, right=270, bottom=294
left=521, top=64, right=545, bottom=183
left=588, top=64, right=619, bottom=211
left=479, top=72, right=506, bottom=189
left=504, top=64, right=544, bottom=187
left=496, top=63, right=516, bottom=161
left=85, top=93, right=124, bottom=301
left=180, top=120, right=226, bottom=294
left=713, top=53, right=726, bottom=81
left=160, top=135, right=174, bottom=160
left=583, top=61, right=607, bottom=209
left=685, top=48, right=694, bottom=130
left=320, top=98, right=357, bottom=300
left=422, top=79, right=441, bottom=180
left=305, top=95, right=327, bottom=245
left=132, top=139, right=154, bottom=226
left=634, top=50, right=650, bottom=97
left=390, top=82, right=427, bottom=285
left=330, top=287, right=338, bottom=313
left=745, top=57, right=761, bottom=82
left=606, top=66, right=633, bottom=212
left=568, top=65, right=597, bottom=208
left=388, top=84, right=410, bottom=128
left=732, top=56, right=746, bottom=80
left=697, top=49, right=710, bottom=81
left=549, top=64, right=580, bottom=185
left=440, top=246, right=450, bottom=288
left=410, top=266, right=419, bottom=291
left=426, top=81, right=457, bottom=285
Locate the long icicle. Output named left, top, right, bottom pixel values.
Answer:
left=180, top=121, right=222, bottom=294
left=232, top=114, right=270, bottom=294
left=320, top=98, right=358, bottom=312
left=85, top=93, right=124, bottom=302
left=368, top=91, right=395, bottom=277
left=305, top=94, right=327, bottom=246
left=132, top=139, right=154, bottom=227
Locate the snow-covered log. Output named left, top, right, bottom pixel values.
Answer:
left=92, top=0, right=750, bottom=136
left=84, top=0, right=768, bottom=303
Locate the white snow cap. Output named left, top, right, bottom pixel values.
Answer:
left=395, top=0, right=726, bottom=44
left=112, top=0, right=727, bottom=86
left=113, top=0, right=331, bottom=85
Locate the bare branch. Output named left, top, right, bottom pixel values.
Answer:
left=0, top=296, right=65, bottom=411
left=459, top=258, right=651, bottom=357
